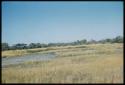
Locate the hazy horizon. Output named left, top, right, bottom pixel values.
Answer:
left=2, top=1, right=123, bottom=45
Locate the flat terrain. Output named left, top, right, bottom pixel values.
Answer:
left=2, top=43, right=123, bottom=83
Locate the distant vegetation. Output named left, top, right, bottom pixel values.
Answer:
left=2, top=36, right=123, bottom=51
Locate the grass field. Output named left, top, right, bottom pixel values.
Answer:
left=2, top=43, right=123, bottom=83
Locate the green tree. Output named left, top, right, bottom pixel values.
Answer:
left=113, top=36, right=123, bottom=43
left=2, top=43, right=9, bottom=51
left=80, top=39, right=87, bottom=44
left=28, top=43, right=36, bottom=48
left=12, top=43, right=27, bottom=49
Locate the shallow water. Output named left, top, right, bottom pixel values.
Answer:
left=2, top=52, right=56, bottom=67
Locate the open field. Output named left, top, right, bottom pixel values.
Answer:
left=2, top=43, right=123, bottom=83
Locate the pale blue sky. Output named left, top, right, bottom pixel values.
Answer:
left=2, top=1, right=123, bottom=45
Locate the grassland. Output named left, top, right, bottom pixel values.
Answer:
left=2, top=43, right=123, bottom=83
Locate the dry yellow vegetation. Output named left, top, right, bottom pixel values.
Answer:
left=2, top=43, right=123, bottom=83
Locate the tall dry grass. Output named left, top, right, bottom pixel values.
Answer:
left=2, top=43, right=123, bottom=83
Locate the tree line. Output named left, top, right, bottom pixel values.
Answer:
left=2, top=36, right=123, bottom=51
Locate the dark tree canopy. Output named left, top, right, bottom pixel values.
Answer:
left=2, top=43, right=9, bottom=51
left=2, top=36, right=123, bottom=51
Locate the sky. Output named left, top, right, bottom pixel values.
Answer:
left=2, top=1, right=123, bottom=45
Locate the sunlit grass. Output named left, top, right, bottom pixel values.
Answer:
left=2, top=43, right=123, bottom=83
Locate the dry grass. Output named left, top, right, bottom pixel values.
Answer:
left=2, top=45, right=86, bottom=57
left=2, top=43, right=123, bottom=83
